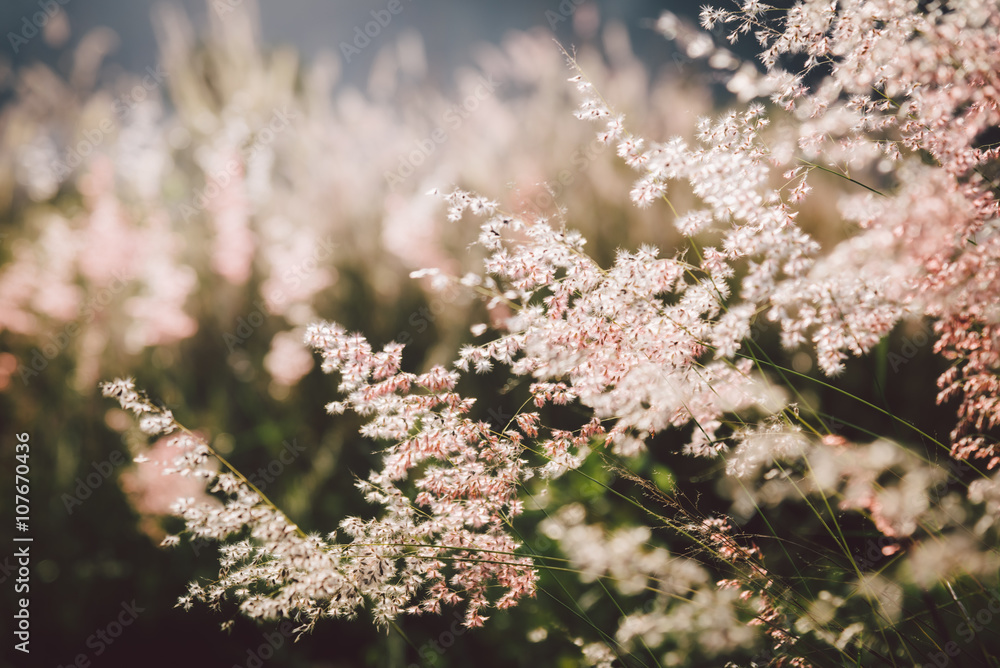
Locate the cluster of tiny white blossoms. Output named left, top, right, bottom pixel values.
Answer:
left=303, top=321, right=537, bottom=625
left=541, top=503, right=755, bottom=660
left=102, top=375, right=535, bottom=632
left=434, top=188, right=786, bottom=462
left=101, top=2, right=1000, bottom=665
left=398, top=1, right=999, bottom=662
left=669, top=1, right=1000, bottom=465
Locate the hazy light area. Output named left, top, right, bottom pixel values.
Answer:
left=3, top=0, right=690, bottom=84
left=4, top=2, right=1000, bottom=668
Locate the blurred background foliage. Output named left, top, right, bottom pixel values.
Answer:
left=0, top=1, right=984, bottom=667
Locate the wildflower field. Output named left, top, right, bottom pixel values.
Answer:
left=3, top=1, right=1000, bottom=666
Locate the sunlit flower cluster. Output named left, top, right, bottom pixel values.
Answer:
left=97, top=1, right=1000, bottom=666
